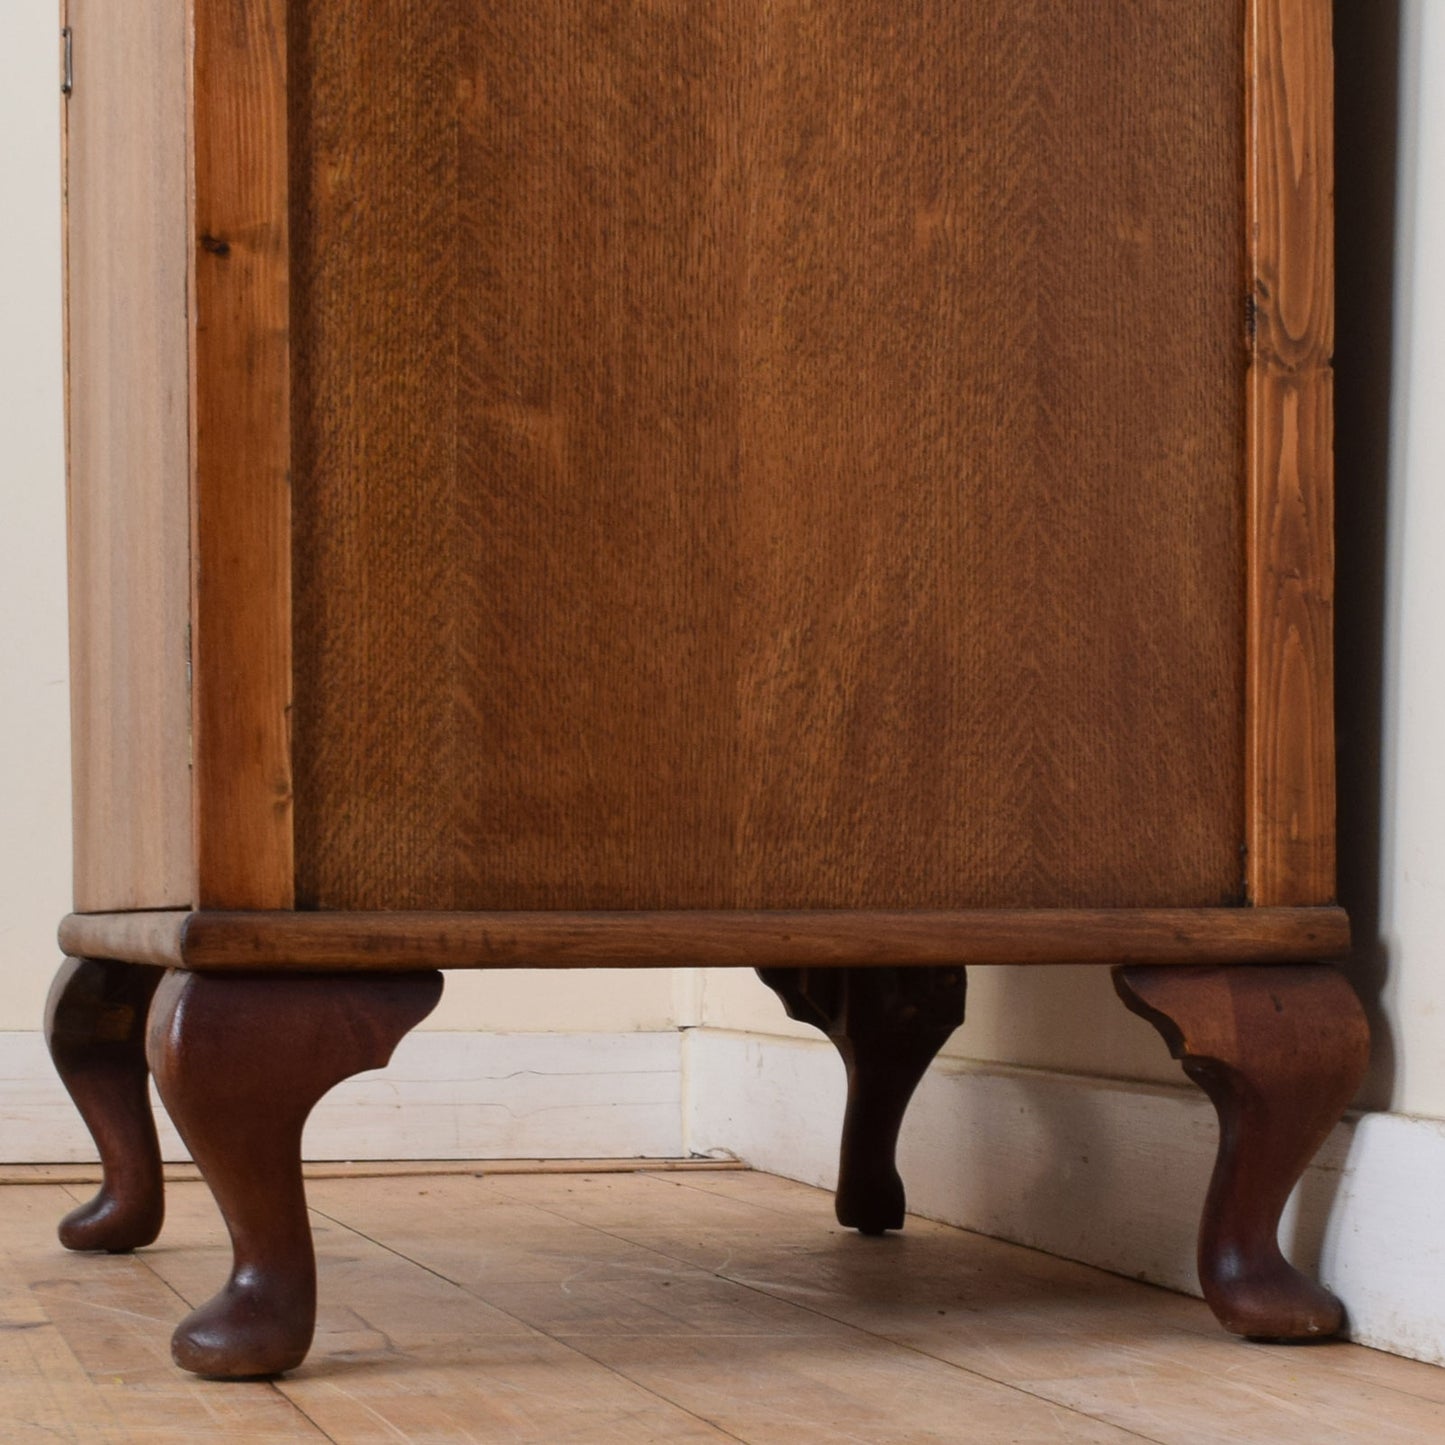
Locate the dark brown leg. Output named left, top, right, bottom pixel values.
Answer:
left=757, top=966, right=966, bottom=1234
left=1114, top=964, right=1368, bottom=1340
left=146, top=968, right=443, bottom=1378
left=45, top=956, right=166, bottom=1252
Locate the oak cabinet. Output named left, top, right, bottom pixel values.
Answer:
left=49, top=0, right=1366, bottom=1377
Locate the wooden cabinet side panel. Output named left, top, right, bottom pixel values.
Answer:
left=64, top=0, right=193, bottom=911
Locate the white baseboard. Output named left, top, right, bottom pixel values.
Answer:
left=684, top=1028, right=1445, bottom=1367
left=0, top=1030, right=685, bottom=1164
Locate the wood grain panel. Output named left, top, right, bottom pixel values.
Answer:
left=730, top=1, right=1248, bottom=909
left=63, top=0, right=193, bottom=911
left=289, top=1, right=1249, bottom=911
left=444, top=0, right=744, bottom=910
left=58, top=907, right=1350, bottom=974
left=190, top=0, right=295, bottom=908
left=288, top=1, right=462, bottom=909
left=1245, top=0, right=1336, bottom=904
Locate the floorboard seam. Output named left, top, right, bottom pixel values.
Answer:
left=344, top=1176, right=1161, bottom=1443
left=305, top=1204, right=749, bottom=1442
left=506, top=1188, right=1172, bottom=1445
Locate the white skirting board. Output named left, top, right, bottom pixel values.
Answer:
left=0, top=1030, right=685, bottom=1163
left=682, top=1028, right=1445, bottom=1367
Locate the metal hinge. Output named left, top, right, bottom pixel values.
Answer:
left=61, top=27, right=73, bottom=96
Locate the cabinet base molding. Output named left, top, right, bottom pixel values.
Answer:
left=59, top=906, right=1350, bottom=973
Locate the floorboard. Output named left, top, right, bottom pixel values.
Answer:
left=1, top=1168, right=1439, bottom=1442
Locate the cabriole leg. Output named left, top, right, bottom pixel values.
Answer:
left=757, top=966, right=966, bottom=1234
left=1114, top=964, right=1368, bottom=1340
left=45, top=956, right=166, bottom=1252
left=146, top=968, right=443, bottom=1378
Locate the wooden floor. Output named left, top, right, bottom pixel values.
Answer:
left=3, top=1167, right=1443, bottom=1443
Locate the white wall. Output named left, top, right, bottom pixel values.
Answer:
left=1368, top=0, right=1445, bottom=1119
left=0, top=5, right=73, bottom=1034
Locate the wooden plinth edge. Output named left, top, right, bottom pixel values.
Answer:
left=58, top=907, right=1350, bottom=973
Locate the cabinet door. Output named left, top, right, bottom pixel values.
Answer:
left=279, top=2, right=1310, bottom=913
left=163, top=1, right=1334, bottom=917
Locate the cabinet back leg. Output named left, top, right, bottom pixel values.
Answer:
left=1114, top=964, right=1369, bottom=1340
left=146, top=968, right=443, bottom=1378
left=757, top=967, right=966, bottom=1234
left=45, top=957, right=166, bottom=1253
